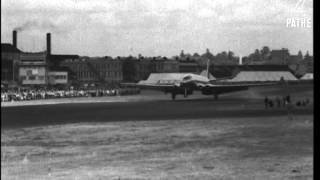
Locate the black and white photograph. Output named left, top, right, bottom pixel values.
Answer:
left=1, top=0, right=313, bottom=179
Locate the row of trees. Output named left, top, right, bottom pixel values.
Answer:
left=180, top=49, right=238, bottom=63
left=105, top=46, right=312, bottom=66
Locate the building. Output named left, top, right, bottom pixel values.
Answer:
left=1, top=43, right=21, bottom=85
left=45, top=33, right=79, bottom=69
left=162, top=60, right=179, bottom=73
left=270, top=48, right=290, bottom=65
left=2, top=31, right=73, bottom=87
left=61, top=57, right=123, bottom=85
left=288, top=55, right=303, bottom=65
left=226, top=71, right=297, bottom=82
left=300, top=73, right=313, bottom=80
left=1, top=31, right=21, bottom=85
left=137, top=59, right=153, bottom=81
left=121, top=57, right=180, bottom=82
left=178, top=60, right=201, bottom=73
left=209, top=65, right=295, bottom=79
left=18, top=52, right=48, bottom=85
left=48, top=71, right=68, bottom=85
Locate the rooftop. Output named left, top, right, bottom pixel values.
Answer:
left=1, top=43, right=21, bottom=53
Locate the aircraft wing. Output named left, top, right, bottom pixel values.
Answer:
left=121, top=82, right=176, bottom=91
left=195, top=81, right=280, bottom=95
left=196, top=81, right=279, bottom=88
left=122, top=81, right=279, bottom=90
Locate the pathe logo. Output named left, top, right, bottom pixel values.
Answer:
left=286, top=18, right=311, bottom=28
left=286, top=0, right=312, bottom=28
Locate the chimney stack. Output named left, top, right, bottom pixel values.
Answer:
left=46, top=33, right=51, bottom=55
left=13, top=30, right=17, bottom=48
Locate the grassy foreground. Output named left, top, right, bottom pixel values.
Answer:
left=1, top=115, right=313, bottom=180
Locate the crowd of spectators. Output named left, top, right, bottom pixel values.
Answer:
left=1, top=87, right=140, bottom=102
left=264, top=95, right=310, bottom=109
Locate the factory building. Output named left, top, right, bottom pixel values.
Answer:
left=1, top=31, right=74, bottom=87
left=18, top=51, right=48, bottom=85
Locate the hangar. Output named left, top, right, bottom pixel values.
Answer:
left=300, top=73, right=313, bottom=80
left=199, top=70, right=216, bottom=80
left=226, top=71, right=297, bottom=82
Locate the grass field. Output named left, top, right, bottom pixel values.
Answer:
left=1, top=82, right=313, bottom=179
left=1, top=115, right=313, bottom=180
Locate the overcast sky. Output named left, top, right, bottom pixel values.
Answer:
left=1, top=0, right=313, bottom=57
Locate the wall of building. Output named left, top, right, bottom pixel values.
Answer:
left=163, top=61, right=179, bottom=72
left=179, top=61, right=200, bottom=73
left=18, top=52, right=48, bottom=85
left=61, top=58, right=123, bottom=84
left=48, top=71, right=68, bottom=84
left=1, top=47, right=21, bottom=83
left=19, top=66, right=47, bottom=85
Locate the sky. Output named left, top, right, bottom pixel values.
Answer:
left=1, top=0, right=313, bottom=57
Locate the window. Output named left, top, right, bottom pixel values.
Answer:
left=38, top=76, right=45, bottom=80
left=20, top=76, right=27, bottom=80
left=29, top=76, right=36, bottom=80
left=26, top=70, right=32, bottom=76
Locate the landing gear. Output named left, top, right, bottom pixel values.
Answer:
left=171, top=93, right=176, bottom=100
left=214, top=94, right=219, bottom=100
left=184, top=88, right=188, bottom=98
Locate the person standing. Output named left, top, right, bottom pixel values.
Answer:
left=287, top=101, right=294, bottom=120
left=282, top=96, right=287, bottom=107
left=264, top=96, right=269, bottom=109
left=286, top=95, right=291, bottom=104
left=276, top=97, right=281, bottom=108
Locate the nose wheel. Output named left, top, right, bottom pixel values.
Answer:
left=214, top=94, right=219, bottom=100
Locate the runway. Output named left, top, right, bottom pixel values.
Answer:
left=1, top=97, right=313, bottom=129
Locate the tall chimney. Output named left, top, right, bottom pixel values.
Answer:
left=13, top=30, right=17, bottom=48
left=46, top=33, right=51, bottom=55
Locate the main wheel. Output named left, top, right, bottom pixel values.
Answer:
left=184, top=88, right=188, bottom=98
left=171, top=93, right=176, bottom=100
